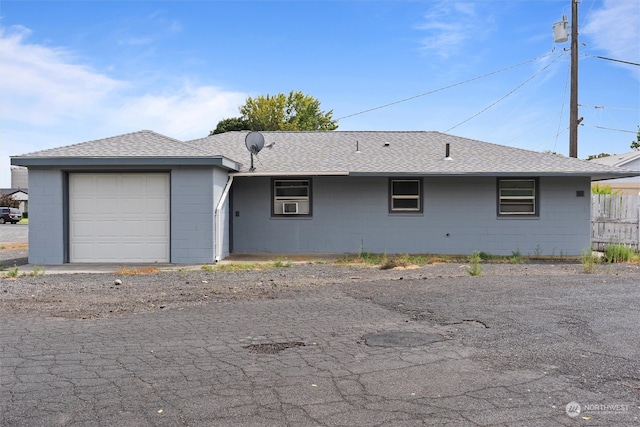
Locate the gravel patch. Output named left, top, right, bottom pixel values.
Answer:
left=2, top=251, right=639, bottom=319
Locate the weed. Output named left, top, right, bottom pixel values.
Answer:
left=477, top=251, right=493, bottom=261
left=201, top=264, right=216, bottom=272
left=380, top=253, right=407, bottom=270
left=533, top=244, right=543, bottom=257
left=19, top=265, right=46, bottom=277
left=467, top=251, right=482, bottom=276
left=509, top=250, right=524, bottom=264
left=581, top=250, right=600, bottom=274
left=5, top=265, right=19, bottom=278
left=273, top=258, right=292, bottom=268
left=116, top=267, right=160, bottom=276
left=337, top=252, right=386, bottom=266
left=604, top=244, right=635, bottom=263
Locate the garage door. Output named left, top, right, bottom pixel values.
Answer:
left=69, top=173, right=170, bottom=263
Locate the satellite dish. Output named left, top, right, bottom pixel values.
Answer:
left=245, top=131, right=265, bottom=154
left=245, top=131, right=265, bottom=172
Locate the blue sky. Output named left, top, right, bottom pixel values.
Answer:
left=1, top=0, right=639, bottom=186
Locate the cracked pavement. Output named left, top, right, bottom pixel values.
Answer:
left=1, top=266, right=640, bottom=426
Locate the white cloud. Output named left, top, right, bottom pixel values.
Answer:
left=0, top=25, right=247, bottom=186
left=113, top=84, right=247, bottom=140
left=583, top=0, right=640, bottom=78
left=416, top=1, right=490, bottom=58
left=0, top=26, right=125, bottom=125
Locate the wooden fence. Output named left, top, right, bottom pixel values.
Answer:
left=591, top=194, right=640, bottom=250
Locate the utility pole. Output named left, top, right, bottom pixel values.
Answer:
left=553, top=1, right=580, bottom=158
left=569, top=0, right=579, bottom=158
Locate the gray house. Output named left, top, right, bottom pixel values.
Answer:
left=11, top=130, right=639, bottom=265
left=590, top=151, right=640, bottom=195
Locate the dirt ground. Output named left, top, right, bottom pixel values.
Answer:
left=2, top=253, right=639, bottom=320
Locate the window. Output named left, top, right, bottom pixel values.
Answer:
left=389, top=178, right=423, bottom=213
left=498, top=178, right=538, bottom=216
left=273, top=179, right=311, bottom=216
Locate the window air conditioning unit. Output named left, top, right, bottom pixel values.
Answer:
left=282, top=202, right=299, bottom=214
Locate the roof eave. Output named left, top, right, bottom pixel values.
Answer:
left=10, top=156, right=240, bottom=171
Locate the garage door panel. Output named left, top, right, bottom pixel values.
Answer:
left=144, top=197, right=170, bottom=214
left=145, top=220, right=170, bottom=238
left=70, top=173, right=170, bottom=263
left=72, top=220, right=96, bottom=237
left=93, top=198, right=119, bottom=213
left=95, top=175, right=120, bottom=191
left=120, top=198, right=145, bottom=215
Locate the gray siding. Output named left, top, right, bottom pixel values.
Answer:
left=26, top=167, right=227, bottom=265
left=170, top=167, right=221, bottom=264
left=27, top=169, right=66, bottom=264
left=215, top=168, right=231, bottom=260
left=231, top=176, right=591, bottom=256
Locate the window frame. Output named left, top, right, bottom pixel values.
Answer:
left=271, top=178, right=312, bottom=218
left=388, top=178, right=423, bottom=214
left=497, top=177, right=539, bottom=217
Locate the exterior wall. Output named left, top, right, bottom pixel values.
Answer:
left=231, top=175, right=592, bottom=256
left=215, top=168, right=231, bottom=260
left=27, top=166, right=227, bottom=265
left=171, top=167, right=218, bottom=264
left=27, top=169, right=66, bottom=264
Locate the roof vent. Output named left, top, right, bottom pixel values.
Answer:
left=383, top=142, right=390, bottom=147
left=444, top=143, right=453, bottom=161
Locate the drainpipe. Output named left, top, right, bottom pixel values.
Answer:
left=214, top=175, right=234, bottom=262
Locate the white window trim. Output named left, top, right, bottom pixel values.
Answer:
left=273, top=179, right=312, bottom=217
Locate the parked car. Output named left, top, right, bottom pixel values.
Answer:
left=0, top=207, right=23, bottom=224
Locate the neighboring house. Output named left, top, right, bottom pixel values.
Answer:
left=11, top=166, right=29, bottom=189
left=10, top=130, right=639, bottom=265
left=589, top=152, right=640, bottom=195
left=0, top=188, right=28, bottom=214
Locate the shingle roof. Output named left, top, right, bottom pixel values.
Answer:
left=589, top=151, right=640, bottom=169
left=16, top=130, right=208, bottom=157
left=190, top=131, right=638, bottom=179
left=11, top=129, right=639, bottom=180
left=11, top=130, right=240, bottom=170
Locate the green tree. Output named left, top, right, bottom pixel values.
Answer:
left=0, top=194, right=19, bottom=208
left=210, top=117, right=250, bottom=135
left=210, top=91, right=338, bottom=135
left=587, top=152, right=611, bottom=160
left=631, top=126, right=640, bottom=151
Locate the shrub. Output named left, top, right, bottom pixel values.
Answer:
left=581, top=250, right=600, bottom=273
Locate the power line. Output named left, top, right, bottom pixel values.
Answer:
left=580, top=104, right=640, bottom=112
left=586, top=125, right=637, bottom=134
left=445, top=55, right=561, bottom=133
left=335, top=52, right=555, bottom=122
left=587, top=54, right=640, bottom=67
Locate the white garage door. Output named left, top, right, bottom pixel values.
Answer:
left=69, top=173, right=170, bottom=263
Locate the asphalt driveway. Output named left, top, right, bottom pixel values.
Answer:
left=1, top=265, right=639, bottom=426
left=0, top=223, right=28, bottom=244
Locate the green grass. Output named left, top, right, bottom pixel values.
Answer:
left=467, top=251, right=483, bottom=276
left=203, top=259, right=293, bottom=272
left=604, top=244, right=636, bottom=263
left=581, top=250, right=600, bottom=273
